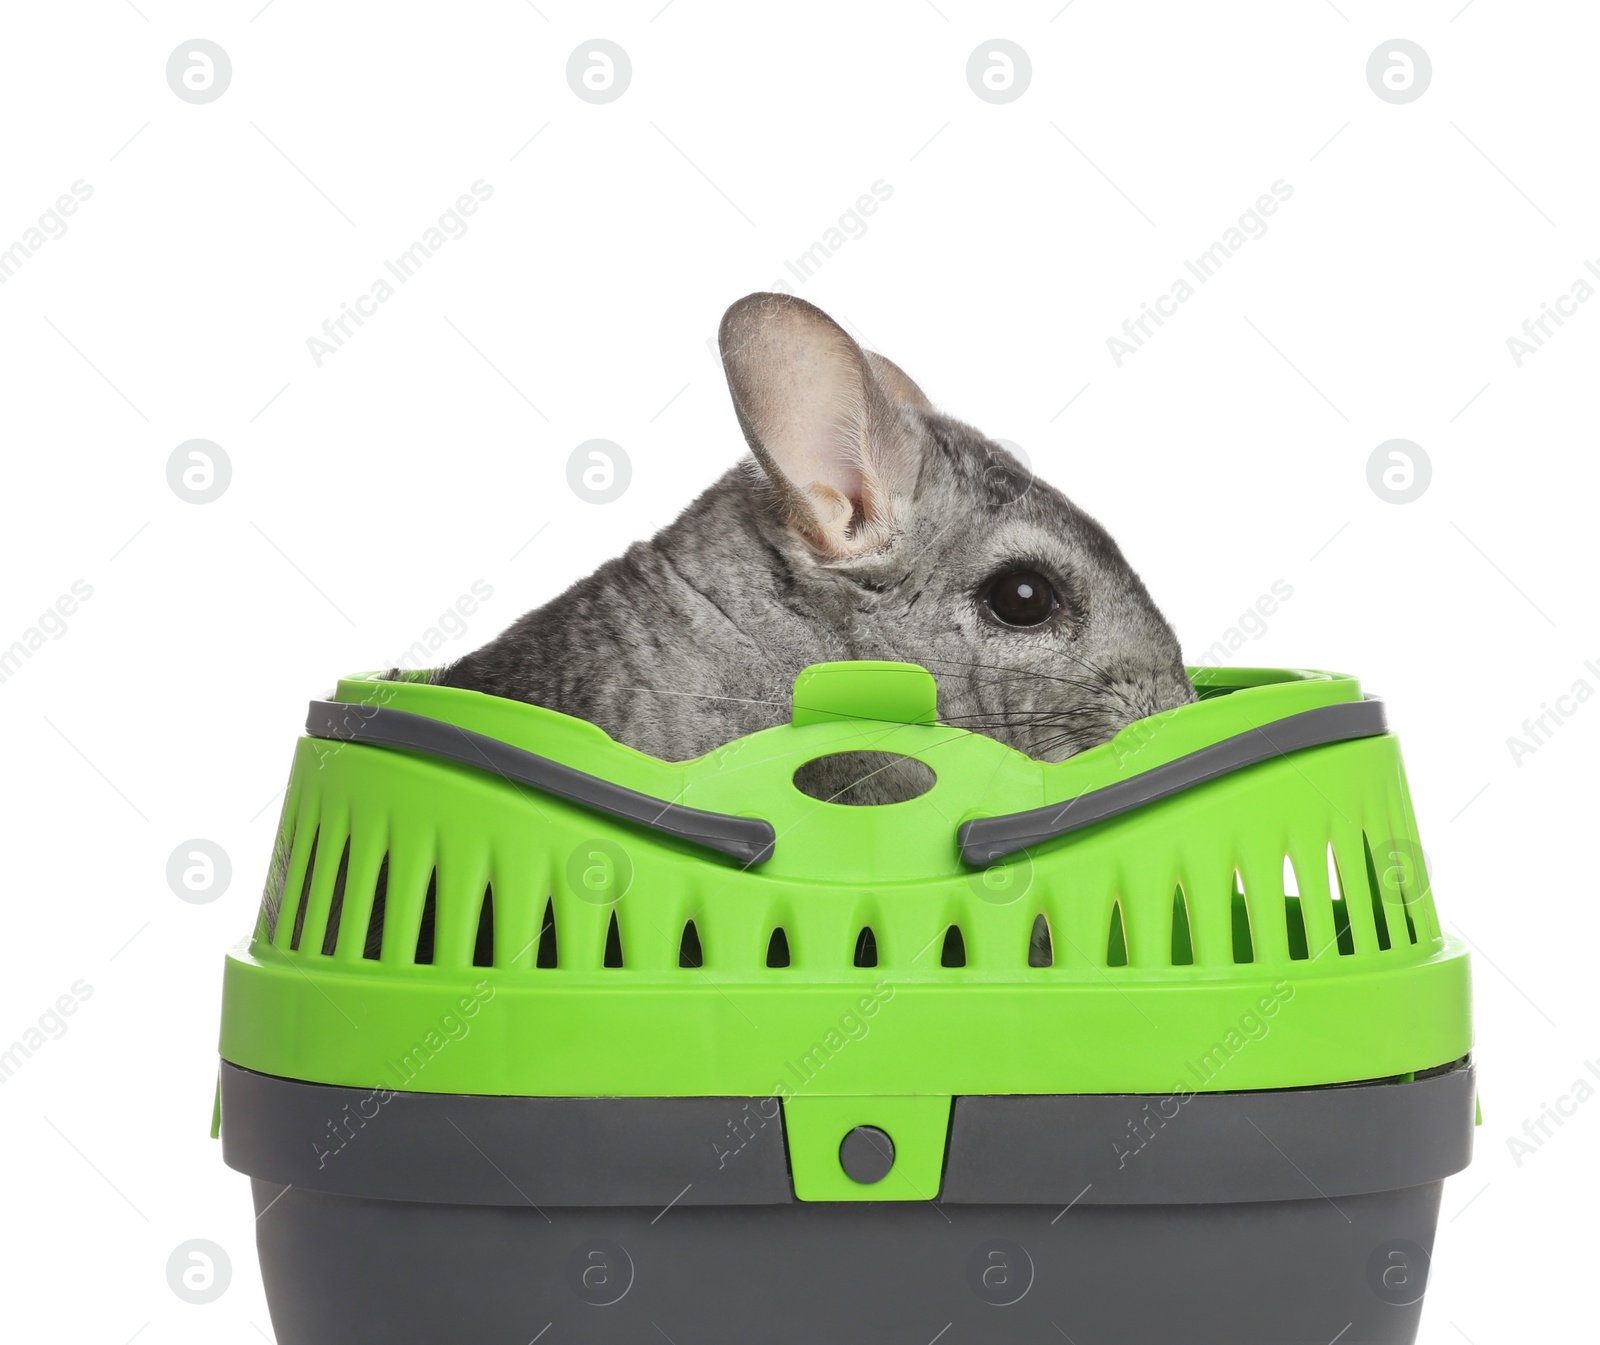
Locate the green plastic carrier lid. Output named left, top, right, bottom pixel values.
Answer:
left=219, top=662, right=1471, bottom=1156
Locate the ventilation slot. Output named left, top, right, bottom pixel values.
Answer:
left=766, top=927, right=791, bottom=968
left=363, top=856, right=389, bottom=960
left=536, top=897, right=558, bottom=968
left=1399, top=849, right=1420, bottom=944
left=1170, top=887, right=1194, bottom=965
left=473, top=885, right=496, bottom=967
left=320, top=839, right=352, bottom=957
left=941, top=925, right=967, bottom=968
left=414, top=870, right=439, bottom=965
left=1106, top=903, right=1128, bottom=967
left=1328, top=844, right=1355, bottom=956
left=1028, top=914, right=1053, bottom=967
left=679, top=920, right=704, bottom=968
left=603, top=910, right=625, bottom=968
left=853, top=926, right=877, bottom=968
left=289, top=829, right=319, bottom=952
left=259, top=822, right=294, bottom=942
left=1230, top=874, right=1254, bottom=964
left=1366, top=832, right=1419, bottom=945
left=1283, top=858, right=1310, bottom=960
left=1360, top=834, right=1394, bottom=951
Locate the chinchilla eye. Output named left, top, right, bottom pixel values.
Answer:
left=985, top=570, right=1056, bottom=627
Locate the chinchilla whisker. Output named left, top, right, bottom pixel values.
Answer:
left=1042, top=647, right=1120, bottom=686
left=816, top=754, right=932, bottom=805
left=938, top=709, right=1109, bottom=727
left=1021, top=716, right=1109, bottom=740
left=939, top=709, right=1107, bottom=722
left=975, top=727, right=1110, bottom=752
left=696, top=722, right=980, bottom=787
left=1023, top=729, right=1104, bottom=759
left=914, top=657, right=1107, bottom=697
left=1040, top=644, right=1128, bottom=685
left=615, top=687, right=787, bottom=708
left=914, top=655, right=1095, bottom=684
left=1106, top=682, right=1150, bottom=718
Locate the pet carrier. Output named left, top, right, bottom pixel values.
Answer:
left=216, top=661, right=1473, bottom=1345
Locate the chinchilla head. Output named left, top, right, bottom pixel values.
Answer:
left=439, top=292, right=1194, bottom=776
left=713, top=292, right=1195, bottom=764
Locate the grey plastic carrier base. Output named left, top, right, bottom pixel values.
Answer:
left=251, top=1178, right=1444, bottom=1345
left=228, top=1062, right=1472, bottom=1345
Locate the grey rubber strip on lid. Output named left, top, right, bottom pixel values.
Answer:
left=304, top=700, right=777, bottom=866
left=959, top=697, right=1389, bottom=864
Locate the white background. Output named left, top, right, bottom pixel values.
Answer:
left=1, top=2, right=1594, bottom=1341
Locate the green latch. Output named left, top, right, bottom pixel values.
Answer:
left=791, top=661, right=938, bottom=728
left=784, top=1094, right=953, bottom=1201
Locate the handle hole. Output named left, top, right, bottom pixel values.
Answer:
left=792, top=751, right=935, bottom=806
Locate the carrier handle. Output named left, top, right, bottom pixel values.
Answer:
left=304, top=701, right=778, bottom=866
left=958, top=698, right=1388, bottom=865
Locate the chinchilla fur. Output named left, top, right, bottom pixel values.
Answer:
left=435, top=293, right=1195, bottom=804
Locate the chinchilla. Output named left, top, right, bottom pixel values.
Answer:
left=434, top=292, right=1195, bottom=804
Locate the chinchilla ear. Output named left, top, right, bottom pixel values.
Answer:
left=864, top=351, right=930, bottom=410
left=719, top=292, right=922, bottom=561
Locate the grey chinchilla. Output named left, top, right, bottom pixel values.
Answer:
left=436, top=293, right=1195, bottom=803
